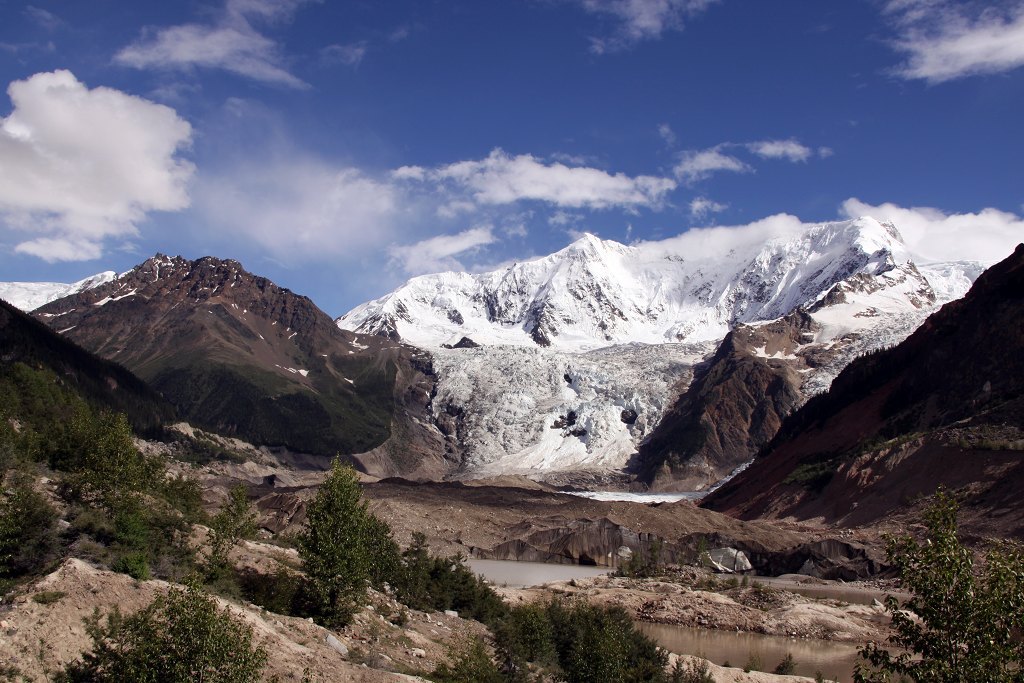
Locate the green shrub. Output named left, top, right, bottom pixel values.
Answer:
left=57, top=582, right=267, bottom=682
left=0, top=474, right=59, bottom=580
left=856, top=490, right=1024, bottom=682
left=431, top=637, right=504, bottom=683
left=297, top=458, right=400, bottom=626
left=773, top=652, right=796, bottom=675
left=32, top=590, right=67, bottom=605
left=206, top=484, right=257, bottom=577
left=112, top=552, right=150, bottom=581
left=669, top=657, right=714, bottom=683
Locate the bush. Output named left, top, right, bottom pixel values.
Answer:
left=855, top=490, right=1024, bottom=682
left=669, top=657, right=714, bottom=683
left=206, top=484, right=257, bottom=577
left=773, top=652, right=796, bottom=675
left=297, top=458, right=400, bottom=626
left=431, top=637, right=504, bottom=683
left=57, top=582, right=267, bottom=682
left=498, top=598, right=668, bottom=682
left=0, top=474, right=59, bottom=581
left=393, top=532, right=506, bottom=626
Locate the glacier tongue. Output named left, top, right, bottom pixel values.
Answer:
left=431, top=342, right=714, bottom=476
left=339, top=215, right=991, bottom=481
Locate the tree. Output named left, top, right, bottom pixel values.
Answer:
left=855, top=490, right=1024, bottom=682
left=0, top=474, right=59, bottom=582
left=58, top=582, right=268, bottom=682
left=207, top=484, right=257, bottom=577
left=297, top=458, right=398, bottom=626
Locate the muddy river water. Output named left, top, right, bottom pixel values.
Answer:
left=467, top=559, right=881, bottom=682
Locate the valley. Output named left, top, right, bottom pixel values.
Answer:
left=1, top=223, right=1021, bottom=682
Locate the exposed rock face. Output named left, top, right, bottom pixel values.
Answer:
left=704, top=244, right=1024, bottom=535
left=33, top=255, right=442, bottom=472
left=636, top=312, right=813, bottom=490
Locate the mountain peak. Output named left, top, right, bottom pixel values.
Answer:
left=338, top=218, right=968, bottom=350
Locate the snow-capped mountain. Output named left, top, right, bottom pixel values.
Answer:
left=0, top=271, right=116, bottom=312
left=340, top=217, right=985, bottom=483
left=338, top=217, right=976, bottom=351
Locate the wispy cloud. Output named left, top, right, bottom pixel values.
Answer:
left=657, top=123, right=676, bottom=146
left=746, top=138, right=813, bottom=162
left=577, top=0, right=719, bottom=53
left=689, top=196, right=727, bottom=219
left=0, top=70, right=193, bottom=262
left=388, top=226, right=497, bottom=275
left=674, top=137, right=828, bottom=183
left=24, top=6, right=62, bottom=30
left=674, top=147, right=750, bottom=183
left=884, top=0, right=1024, bottom=83
left=394, top=148, right=676, bottom=211
left=115, top=0, right=313, bottom=88
left=321, top=41, right=368, bottom=67
left=196, top=158, right=400, bottom=262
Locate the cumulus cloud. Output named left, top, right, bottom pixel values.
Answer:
left=388, top=226, right=496, bottom=275
left=746, top=138, right=813, bottom=162
left=689, top=196, right=728, bottom=218
left=577, top=0, right=719, bottom=53
left=884, top=0, right=1024, bottom=83
left=115, top=0, right=311, bottom=88
left=674, top=147, right=750, bottom=183
left=398, top=148, right=676, bottom=211
left=195, top=158, right=400, bottom=262
left=0, top=70, right=193, bottom=262
left=634, top=198, right=1022, bottom=268
left=840, top=198, right=1024, bottom=263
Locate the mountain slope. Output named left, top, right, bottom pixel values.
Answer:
left=0, top=271, right=116, bottom=312
left=1, top=298, right=173, bottom=432
left=703, top=244, right=1024, bottom=534
left=33, top=255, right=436, bottom=463
left=339, top=217, right=982, bottom=483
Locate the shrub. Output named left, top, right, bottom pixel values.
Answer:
left=207, top=484, right=257, bottom=577
left=773, top=652, right=796, bottom=675
left=0, top=474, right=59, bottom=581
left=297, top=458, right=399, bottom=626
left=855, top=490, right=1024, bottom=682
left=669, top=657, right=714, bottom=683
left=57, top=582, right=267, bottom=682
left=431, top=637, right=504, bottom=683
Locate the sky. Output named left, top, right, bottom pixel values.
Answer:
left=1, top=0, right=1023, bottom=316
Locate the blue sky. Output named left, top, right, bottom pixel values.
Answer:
left=1, top=0, right=1023, bottom=315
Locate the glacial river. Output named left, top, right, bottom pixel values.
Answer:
left=466, top=559, right=870, bottom=682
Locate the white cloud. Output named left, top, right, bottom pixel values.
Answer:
left=195, top=158, right=400, bottom=262
left=549, top=210, right=584, bottom=226
left=746, top=139, right=813, bottom=162
left=674, top=147, right=750, bottom=183
left=689, top=196, right=727, bottom=218
left=658, top=123, right=676, bottom=146
left=115, top=0, right=311, bottom=88
left=840, top=198, right=1024, bottom=263
left=885, top=1, right=1024, bottom=83
left=321, top=41, right=368, bottom=67
left=578, top=0, right=719, bottom=53
left=24, top=6, right=61, bottom=30
left=388, top=226, right=496, bottom=275
left=0, top=70, right=193, bottom=262
left=402, top=148, right=676, bottom=211
left=818, top=146, right=834, bottom=158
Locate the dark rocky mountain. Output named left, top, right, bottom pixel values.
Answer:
left=1, top=298, right=173, bottom=432
left=34, top=255, right=444, bottom=473
left=704, top=244, right=1024, bottom=537
left=635, top=311, right=814, bottom=490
